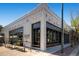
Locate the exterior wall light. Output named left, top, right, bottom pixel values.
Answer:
left=0, top=35, right=3, bottom=38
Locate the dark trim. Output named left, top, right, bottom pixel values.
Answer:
left=46, top=21, right=62, bottom=29
left=46, top=21, right=62, bottom=32
left=32, top=22, right=40, bottom=29
left=31, top=21, right=40, bottom=48
left=9, top=27, right=23, bottom=32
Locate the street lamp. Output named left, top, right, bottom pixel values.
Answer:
left=61, top=3, right=64, bottom=53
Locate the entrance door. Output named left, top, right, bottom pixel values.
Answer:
left=32, top=22, right=40, bottom=48
left=32, top=29, right=40, bottom=48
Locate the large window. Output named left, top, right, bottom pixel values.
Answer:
left=32, top=22, right=40, bottom=48
left=46, top=28, right=61, bottom=47
left=46, top=22, right=61, bottom=47
left=46, top=22, right=69, bottom=47
left=9, top=27, right=23, bottom=46
left=64, top=33, right=69, bottom=44
left=0, top=33, right=4, bottom=45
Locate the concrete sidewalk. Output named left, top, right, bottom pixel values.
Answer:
left=0, top=44, right=79, bottom=56
left=47, top=44, right=70, bottom=53
left=51, top=45, right=79, bottom=56
left=0, top=46, right=57, bottom=56
left=70, top=45, right=79, bottom=56
left=52, top=46, right=74, bottom=56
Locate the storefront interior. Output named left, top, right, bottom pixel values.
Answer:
left=32, top=22, right=69, bottom=48
left=9, top=27, right=23, bottom=46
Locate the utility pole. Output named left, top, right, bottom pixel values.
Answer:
left=61, top=3, right=64, bottom=53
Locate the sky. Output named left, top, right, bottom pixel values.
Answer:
left=0, top=3, right=79, bottom=26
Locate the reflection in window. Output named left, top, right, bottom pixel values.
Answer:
left=32, top=22, right=40, bottom=48
left=9, top=27, right=23, bottom=46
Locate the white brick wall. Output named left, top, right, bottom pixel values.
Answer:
left=3, top=4, right=71, bottom=50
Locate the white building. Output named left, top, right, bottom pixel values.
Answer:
left=3, top=4, right=71, bottom=51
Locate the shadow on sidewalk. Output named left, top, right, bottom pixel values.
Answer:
left=6, top=45, right=27, bottom=52
left=51, top=46, right=74, bottom=56
left=4, top=44, right=76, bottom=56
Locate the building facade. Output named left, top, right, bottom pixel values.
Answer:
left=3, top=4, right=71, bottom=51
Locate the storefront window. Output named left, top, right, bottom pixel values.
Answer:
left=9, top=27, right=23, bottom=46
left=46, top=22, right=61, bottom=47
left=32, top=22, right=40, bottom=48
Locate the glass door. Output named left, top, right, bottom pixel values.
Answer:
left=32, top=29, right=40, bottom=48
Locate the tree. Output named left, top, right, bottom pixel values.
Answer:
left=69, top=8, right=79, bottom=47
left=71, top=16, right=79, bottom=32
left=0, top=25, right=4, bottom=46
left=70, top=14, right=79, bottom=46
left=0, top=25, right=3, bottom=32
